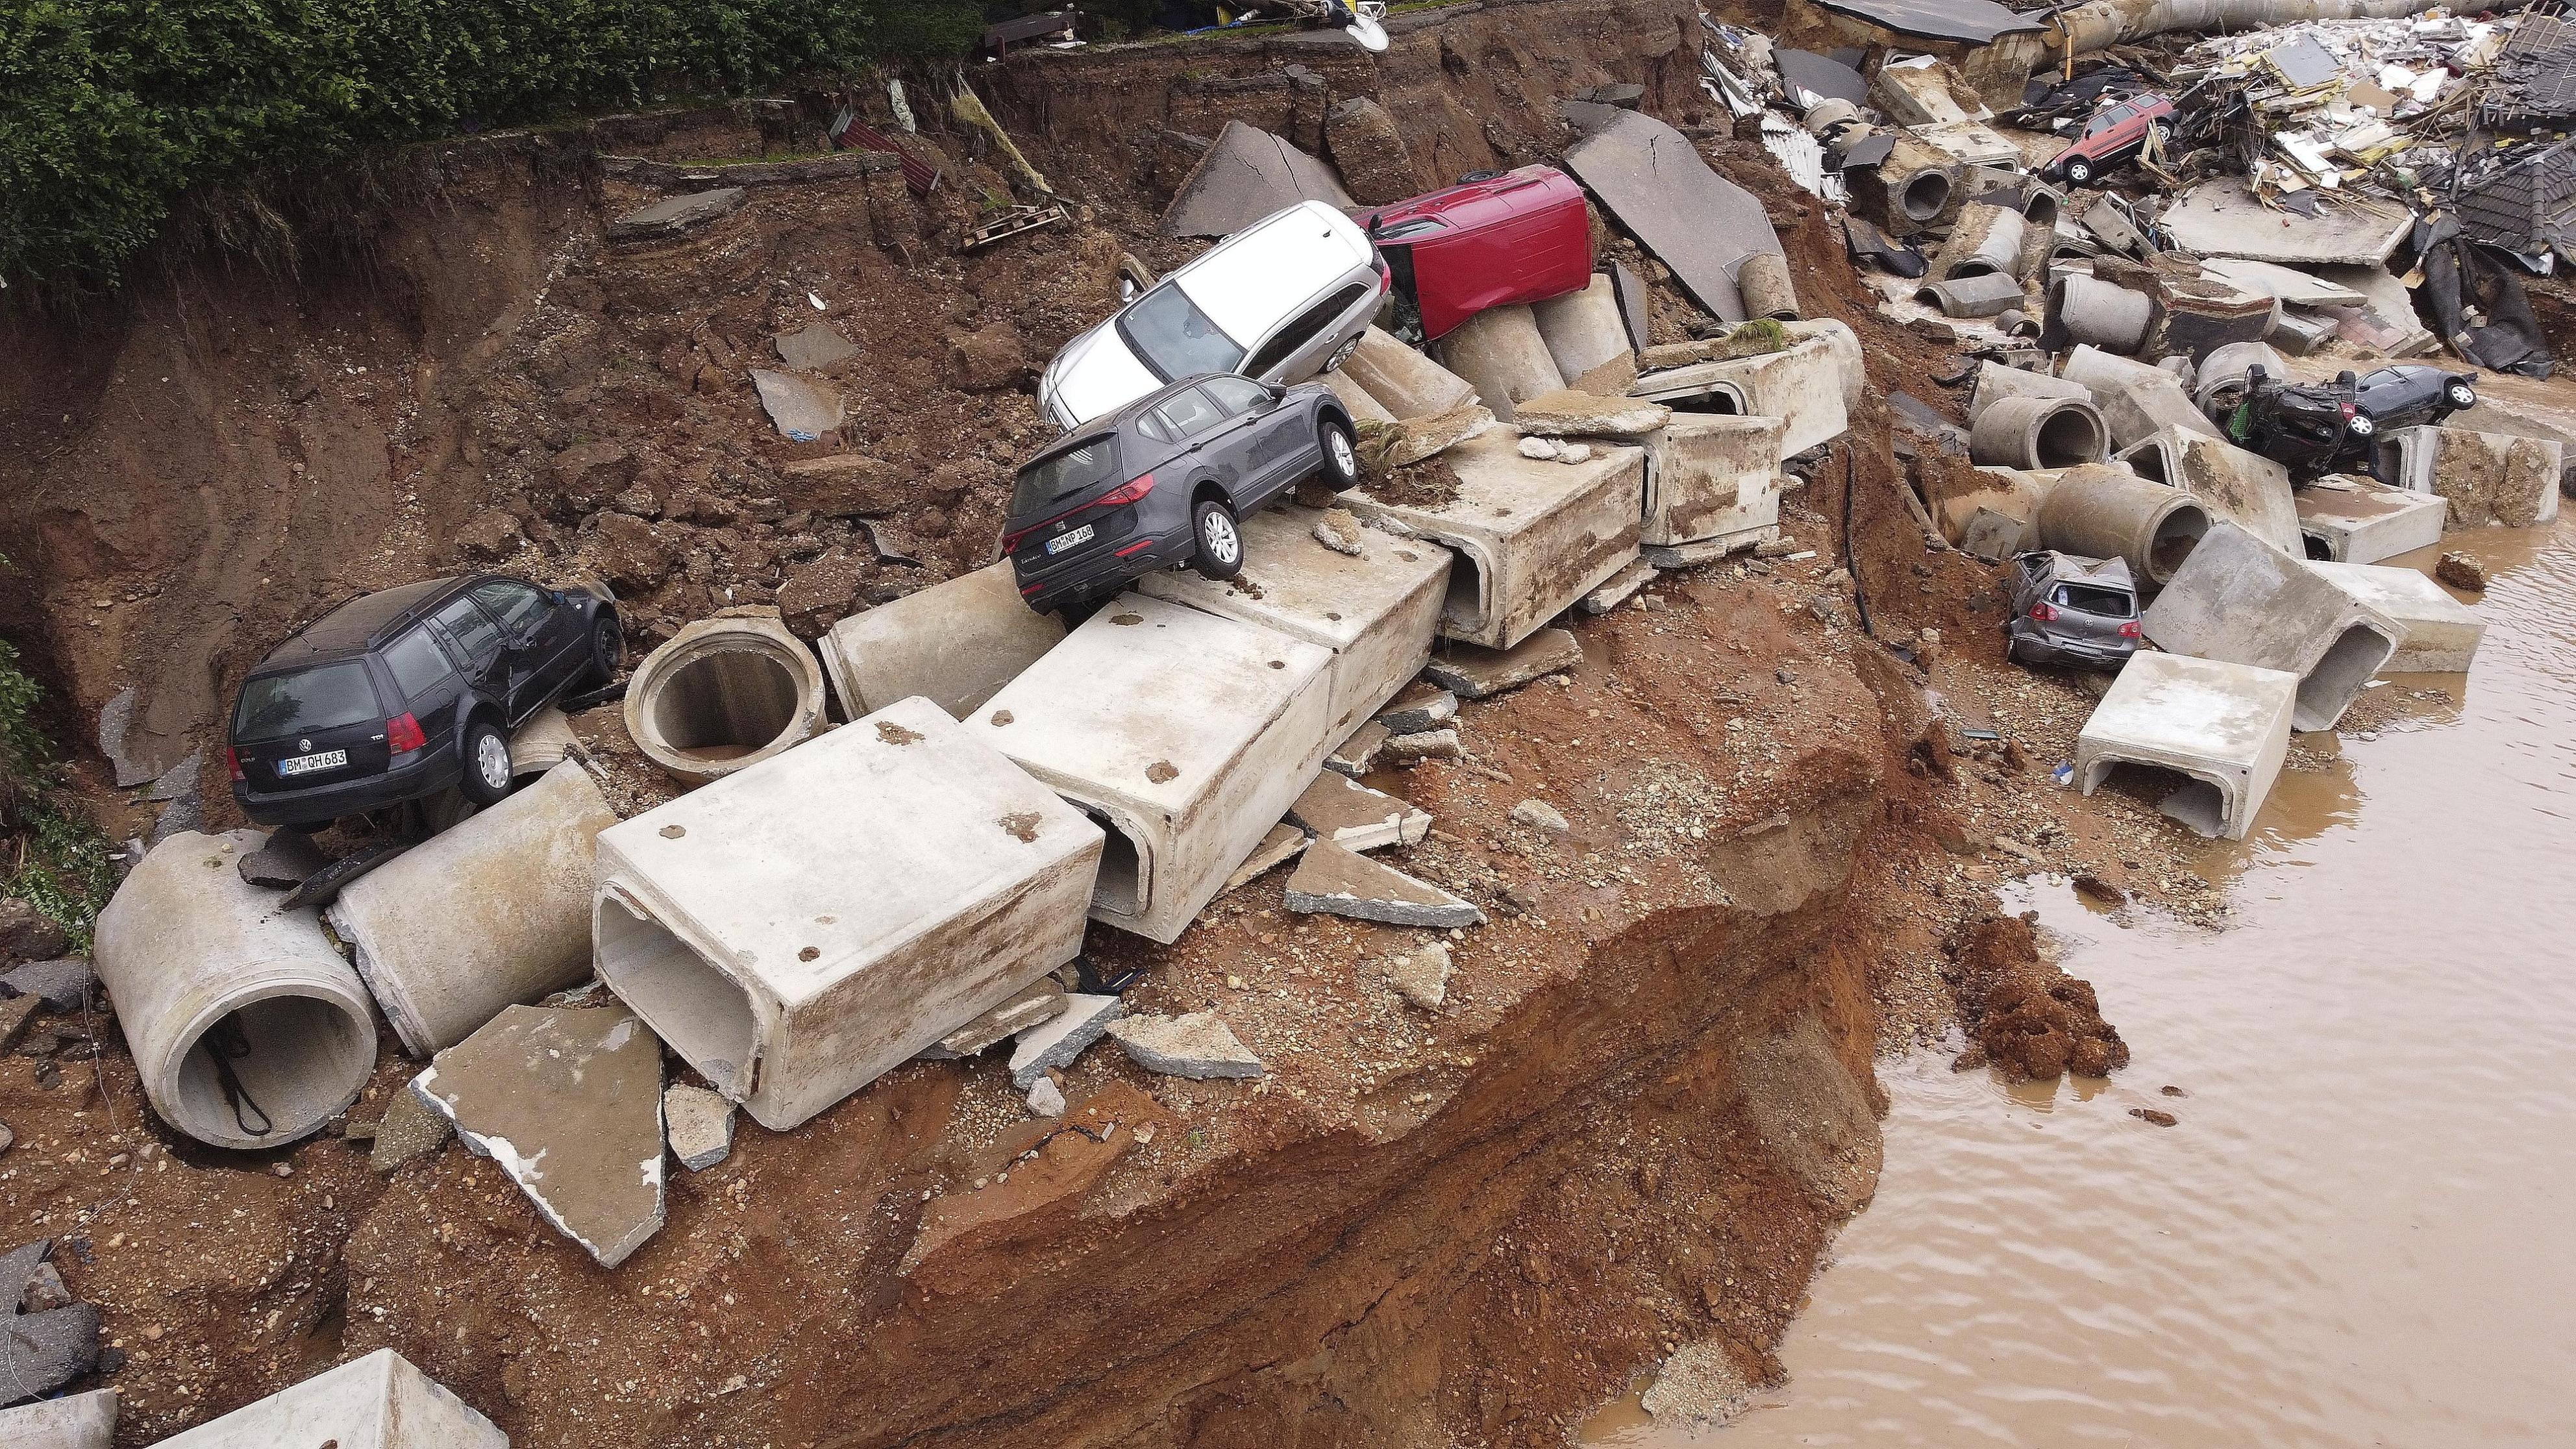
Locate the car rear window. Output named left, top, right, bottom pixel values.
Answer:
left=1117, top=282, right=1246, bottom=381
left=2055, top=583, right=2135, bottom=616
left=234, top=662, right=381, bottom=739
left=1011, top=435, right=1122, bottom=517
left=383, top=628, right=456, bottom=700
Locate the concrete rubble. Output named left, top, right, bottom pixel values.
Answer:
left=1008, top=992, right=1125, bottom=1090
left=1559, top=102, right=1785, bottom=323
left=1160, top=121, right=1356, bottom=239
left=1106, top=1011, right=1263, bottom=1080
left=367, top=1086, right=454, bottom=1172
left=1287, top=771, right=1431, bottom=851
left=664, top=1083, right=737, bottom=1171
left=919, top=978, right=1067, bottom=1059
left=415, top=1005, right=668, bottom=1269
left=1385, top=941, right=1454, bottom=1009
left=1284, top=839, right=1486, bottom=928
left=2140, top=521, right=2401, bottom=730
left=1421, top=626, right=1583, bottom=699
left=2, top=1238, right=99, bottom=1406
left=147, top=1348, right=505, bottom=1448
left=1222, top=823, right=1312, bottom=892
left=1376, top=682, right=1457, bottom=734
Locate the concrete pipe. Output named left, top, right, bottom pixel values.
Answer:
left=93, top=830, right=377, bottom=1149
left=1781, top=319, right=1865, bottom=412
left=2192, top=340, right=2290, bottom=416
left=2020, top=186, right=2065, bottom=233
left=1935, top=203, right=2027, bottom=281
left=2047, top=273, right=2155, bottom=354
left=1735, top=253, right=1801, bottom=321
left=1968, top=362, right=2093, bottom=425
left=624, top=608, right=826, bottom=784
left=325, top=762, right=620, bottom=1057
left=1917, top=273, right=2028, bottom=318
left=2034, top=465, right=2214, bottom=586
left=1431, top=303, right=1565, bottom=422
left=2055, top=0, right=2442, bottom=56
left=1802, top=99, right=1861, bottom=133
left=1341, top=326, right=1477, bottom=421
left=1848, top=133, right=1959, bottom=236
left=1972, top=395, right=2109, bottom=470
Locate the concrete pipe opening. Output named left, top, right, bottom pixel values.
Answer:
left=2148, top=502, right=2212, bottom=580
left=1900, top=171, right=1952, bottom=223
left=171, top=994, right=375, bottom=1148
left=2302, top=625, right=2397, bottom=729
left=1971, top=396, right=2106, bottom=471
left=624, top=610, right=825, bottom=783
left=2085, top=760, right=2235, bottom=839
left=1441, top=551, right=1488, bottom=636
left=597, top=893, right=757, bottom=1098
left=2034, top=407, right=2106, bottom=467
left=2022, top=190, right=2062, bottom=231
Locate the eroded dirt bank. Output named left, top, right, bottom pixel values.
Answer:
left=0, top=3, right=2151, bottom=1441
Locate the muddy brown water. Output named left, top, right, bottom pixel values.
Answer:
left=1589, top=519, right=2576, bottom=1446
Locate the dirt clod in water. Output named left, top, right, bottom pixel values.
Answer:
left=1946, top=913, right=2130, bottom=1081
left=2129, top=1107, right=2179, bottom=1128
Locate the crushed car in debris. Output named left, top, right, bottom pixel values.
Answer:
left=2005, top=552, right=2144, bottom=671
left=1365, top=165, right=1596, bottom=342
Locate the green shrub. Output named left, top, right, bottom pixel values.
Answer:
left=0, top=634, right=116, bottom=952
left=0, top=0, right=986, bottom=288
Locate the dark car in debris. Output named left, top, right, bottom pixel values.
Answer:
left=2351, top=363, right=2478, bottom=434
left=227, top=575, right=621, bottom=828
left=2212, top=364, right=2479, bottom=478
left=2005, top=551, right=2142, bottom=670
left=1004, top=372, right=1360, bottom=617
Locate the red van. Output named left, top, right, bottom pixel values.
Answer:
left=1363, top=166, right=1595, bottom=341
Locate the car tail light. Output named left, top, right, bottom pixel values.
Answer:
left=386, top=713, right=427, bottom=754
left=2119, top=620, right=2144, bottom=639
left=2030, top=602, right=2059, bottom=623
left=223, top=745, right=245, bottom=782
left=1095, top=473, right=1155, bottom=509
left=1375, top=256, right=1393, bottom=291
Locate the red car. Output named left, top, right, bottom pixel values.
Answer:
left=1363, top=166, right=1594, bottom=341
left=2041, top=93, right=2176, bottom=186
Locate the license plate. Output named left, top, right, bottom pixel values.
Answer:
left=1046, top=525, right=1095, bottom=555
left=275, top=749, right=347, bottom=778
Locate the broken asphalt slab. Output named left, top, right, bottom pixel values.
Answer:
left=1008, top=993, right=1126, bottom=1091
left=1422, top=626, right=1581, bottom=699
left=413, top=1005, right=666, bottom=1269
left=1558, top=104, right=1783, bottom=325
left=1161, top=121, right=1357, bottom=238
left=368, top=1085, right=454, bottom=1173
left=608, top=188, right=746, bottom=243
left=1, top=1238, right=99, bottom=1406
left=1222, top=823, right=1311, bottom=892
left=1284, top=839, right=1486, bottom=928
left=1287, top=772, right=1431, bottom=852
left=1106, top=1011, right=1264, bottom=1080
left=1, top=958, right=95, bottom=1013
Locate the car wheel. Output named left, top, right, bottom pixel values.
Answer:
left=1322, top=334, right=1362, bottom=373
left=1191, top=497, right=1245, bottom=581
left=2149, top=119, right=2172, bottom=148
left=2445, top=380, right=2478, bottom=410
left=582, top=612, right=625, bottom=687
left=459, top=718, right=514, bottom=806
left=2064, top=158, right=2093, bottom=185
left=1319, top=417, right=1361, bottom=490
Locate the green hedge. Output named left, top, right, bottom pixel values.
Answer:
left=0, top=0, right=985, bottom=288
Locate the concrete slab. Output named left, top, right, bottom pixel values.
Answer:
left=2116, top=426, right=2301, bottom=556
left=2307, top=562, right=2486, bottom=673
left=1533, top=275, right=1638, bottom=395
left=981, top=595, right=1334, bottom=943
left=1324, top=720, right=1390, bottom=777
left=2140, top=521, right=2403, bottom=732
left=1631, top=334, right=1850, bottom=457
left=0, top=1387, right=116, bottom=1447
left=1561, top=105, right=1783, bottom=324
left=1341, top=327, right=1476, bottom=421
left=414, top=1006, right=665, bottom=1269
left=917, top=977, right=1065, bottom=1058
left=1581, top=558, right=1661, bottom=613
left=597, top=695, right=1102, bottom=1126
left=1511, top=390, right=1671, bottom=439
left=2075, top=651, right=2297, bottom=842
left=1283, top=840, right=1485, bottom=928
left=2162, top=179, right=2410, bottom=266
left=1432, top=304, right=1565, bottom=421
left=2375, top=425, right=2563, bottom=529
left=2199, top=257, right=2366, bottom=310
left=1160, top=121, right=1356, bottom=239
left=0, top=1239, right=97, bottom=1405
left=820, top=562, right=1067, bottom=722
left=1376, top=682, right=1456, bottom=733
left=1137, top=503, right=1449, bottom=742
left=1008, top=993, right=1124, bottom=1089
left=2295, top=475, right=2449, bottom=564
left=1106, top=1011, right=1263, bottom=1079
left=1222, top=823, right=1311, bottom=892
left=1287, top=772, right=1430, bottom=850
left=1342, top=430, right=1644, bottom=650
left=1642, top=414, right=1785, bottom=549
left=664, top=1083, right=736, bottom=1170
left=2062, top=345, right=2224, bottom=451
left=148, top=1348, right=505, bottom=1448
left=1422, top=626, right=1582, bottom=698
left=610, top=188, right=745, bottom=243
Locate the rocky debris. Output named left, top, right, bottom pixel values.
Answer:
left=1324, top=96, right=1421, bottom=205
left=1640, top=1338, right=1758, bottom=1428
left=2436, top=551, right=2489, bottom=591
left=1287, top=772, right=1430, bottom=851
left=947, top=324, right=1029, bottom=392
left=1581, top=558, right=1659, bottom=614
left=1285, top=839, right=1487, bottom=928
left=1422, top=628, right=1581, bottom=698
left=454, top=508, right=525, bottom=562
left=2129, top=1106, right=2179, bottom=1127
left=237, top=830, right=330, bottom=889
left=1106, top=1011, right=1263, bottom=1080
left=774, top=323, right=859, bottom=371
left=664, top=1084, right=737, bottom=1171
left=1026, top=1077, right=1067, bottom=1117
left=1007, top=993, right=1126, bottom=1090
left=0, top=1122, right=12, bottom=1156
left=1518, top=435, right=1563, bottom=460
left=1948, top=914, right=2129, bottom=1082
left=921, top=978, right=1069, bottom=1059
left=1377, top=683, right=1457, bottom=734
left=1, top=1238, right=100, bottom=1406
left=1556, top=442, right=1595, bottom=464
left=1382, top=728, right=1464, bottom=762
left=0, top=993, right=40, bottom=1054
left=1311, top=508, right=1366, bottom=556
left=608, top=187, right=746, bottom=242
left=1324, top=721, right=1390, bottom=777
left=750, top=369, right=844, bottom=441
left=368, top=1077, right=455, bottom=1172
left=1385, top=941, right=1452, bottom=1010
left=414, top=1006, right=667, bottom=1269
left=1509, top=798, right=1572, bottom=836
left=0, top=897, right=67, bottom=964
left=0, top=1387, right=118, bottom=1445
left=1508, top=389, right=1670, bottom=439
left=1222, top=823, right=1311, bottom=893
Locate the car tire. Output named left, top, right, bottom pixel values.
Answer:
left=2064, top=157, right=2094, bottom=185
left=2149, top=119, right=2172, bottom=148
left=1322, top=334, right=1362, bottom=373
left=581, top=612, right=625, bottom=689
left=1319, top=417, right=1361, bottom=490
left=2446, top=380, right=2478, bottom=410
left=459, top=717, right=515, bottom=806
left=1191, top=497, right=1245, bottom=581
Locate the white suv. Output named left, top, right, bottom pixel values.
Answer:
left=1039, top=200, right=1388, bottom=430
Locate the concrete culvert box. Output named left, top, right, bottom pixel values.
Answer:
left=980, top=594, right=1334, bottom=943
left=595, top=696, right=1102, bottom=1130
left=149, top=1347, right=505, bottom=1448
left=2116, top=425, right=2302, bottom=556
left=2075, top=651, right=2298, bottom=843
left=2139, top=521, right=2403, bottom=731
left=1631, top=334, right=1851, bottom=456
left=818, top=562, right=1065, bottom=722
left=326, top=762, right=619, bottom=1056
left=2046, top=274, right=2155, bottom=354
left=1642, top=414, right=1786, bottom=549
left=2032, top=464, right=2212, bottom=586
left=93, top=830, right=377, bottom=1150
left=1970, top=395, right=2107, bottom=469
left=624, top=608, right=825, bottom=784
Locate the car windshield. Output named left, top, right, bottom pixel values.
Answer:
left=1011, top=434, right=1122, bottom=517
left=1117, top=282, right=1246, bottom=381
left=233, top=662, right=381, bottom=739
left=2055, top=583, right=2135, bottom=617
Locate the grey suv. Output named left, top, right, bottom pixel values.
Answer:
left=1004, top=372, right=1359, bottom=616
left=2005, top=552, right=2142, bottom=669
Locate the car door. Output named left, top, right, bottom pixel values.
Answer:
left=1199, top=374, right=1306, bottom=505
left=378, top=625, right=467, bottom=758
left=1150, top=384, right=1254, bottom=498
left=427, top=592, right=510, bottom=720
left=469, top=578, right=572, bottom=717
left=1243, top=282, right=1374, bottom=387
